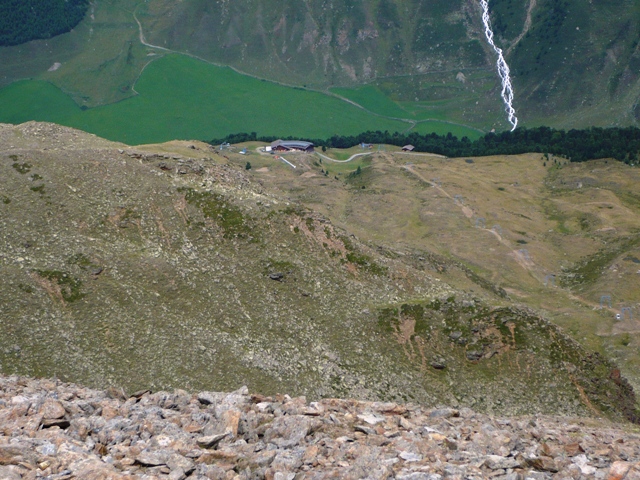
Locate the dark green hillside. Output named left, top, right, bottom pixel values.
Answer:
left=0, top=0, right=639, bottom=137
left=0, top=0, right=88, bottom=46
left=488, top=0, right=529, bottom=40
left=377, top=302, right=639, bottom=422
left=139, top=0, right=640, bottom=127
left=143, top=0, right=489, bottom=87
left=504, top=0, right=640, bottom=125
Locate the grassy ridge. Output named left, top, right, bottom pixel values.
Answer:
left=0, top=54, right=483, bottom=145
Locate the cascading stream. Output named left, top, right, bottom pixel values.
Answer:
left=479, top=0, right=518, bottom=131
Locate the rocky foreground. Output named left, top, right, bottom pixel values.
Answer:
left=0, top=376, right=639, bottom=480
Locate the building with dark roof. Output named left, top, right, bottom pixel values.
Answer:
left=271, top=140, right=314, bottom=153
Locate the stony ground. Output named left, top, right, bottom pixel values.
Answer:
left=1, top=375, right=639, bottom=480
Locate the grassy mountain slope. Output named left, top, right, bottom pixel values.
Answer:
left=0, top=0, right=638, bottom=137
left=229, top=142, right=640, bottom=396
left=141, top=0, right=640, bottom=129
left=0, top=122, right=639, bottom=423
left=501, top=0, right=640, bottom=127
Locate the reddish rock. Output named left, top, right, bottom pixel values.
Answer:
left=608, top=461, right=640, bottom=480
left=564, top=443, right=585, bottom=456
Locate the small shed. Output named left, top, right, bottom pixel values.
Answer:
left=402, top=145, right=415, bottom=152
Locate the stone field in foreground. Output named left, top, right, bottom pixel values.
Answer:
left=0, top=375, right=639, bottom=479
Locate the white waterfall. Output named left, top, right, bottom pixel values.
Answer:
left=479, top=0, right=518, bottom=131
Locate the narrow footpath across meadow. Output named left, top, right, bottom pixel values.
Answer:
left=400, top=164, right=616, bottom=315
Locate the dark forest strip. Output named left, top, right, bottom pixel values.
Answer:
left=210, top=127, right=640, bottom=164
left=0, top=0, right=88, bottom=46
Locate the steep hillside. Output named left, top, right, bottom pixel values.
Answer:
left=222, top=142, right=640, bottom=399
left=140, top=0, right=640, bottom=128
left=0, top=0, right=638, bottom=136
left=1, top=122, right=638, bottom=423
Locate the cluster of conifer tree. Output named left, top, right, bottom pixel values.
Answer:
left=210, top=127, right=640, bottom=164
left=0, top=0, right=88, bottom=46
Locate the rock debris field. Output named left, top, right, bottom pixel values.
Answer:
left=1, top=376, right=640, bottom=480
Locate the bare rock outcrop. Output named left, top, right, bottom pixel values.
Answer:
left=1, top=375, right=639, bottom=479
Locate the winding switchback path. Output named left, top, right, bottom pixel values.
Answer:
left=315, top=152, right=373, bottom=163
left=399, top=164, right=618, bottom=315
left=317, top=150, right=446, bottom=163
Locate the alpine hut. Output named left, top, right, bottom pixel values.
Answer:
left=270, top=140, right=315, bottom=153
